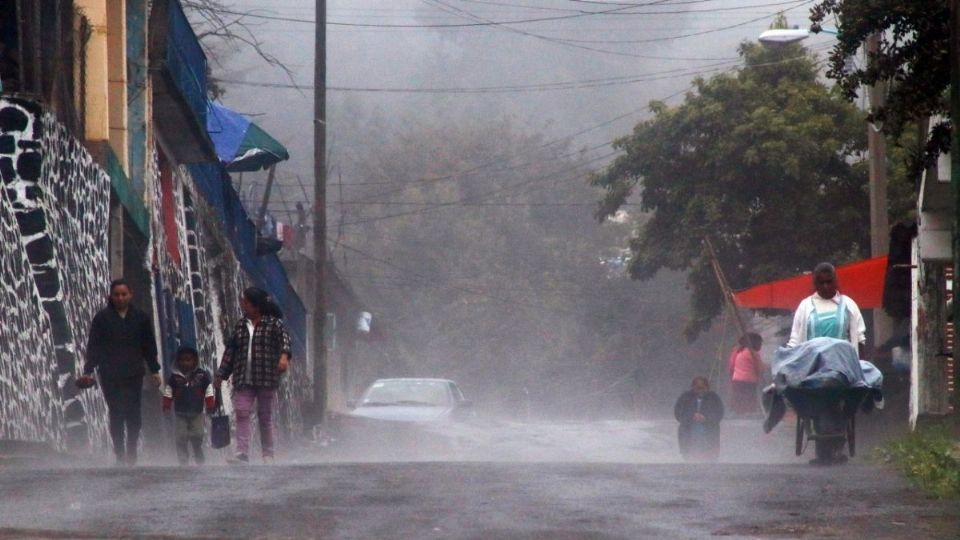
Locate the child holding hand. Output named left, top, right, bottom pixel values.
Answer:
left=162, top=346, right=215, bottom=465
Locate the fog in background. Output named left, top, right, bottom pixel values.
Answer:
left=203, top=0, right=837, bottom=418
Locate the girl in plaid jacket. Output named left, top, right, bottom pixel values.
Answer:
left=215, top=287, right=291, bottom=463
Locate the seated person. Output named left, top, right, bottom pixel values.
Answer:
left=674, top=376, right=724, bottom=462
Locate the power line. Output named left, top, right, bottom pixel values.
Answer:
left=212, top=0, right=806, bottom=27
left=337, top=150, right=617, bottom=226
left=419, top=0, right=812, bottom=60
left=333, top=49, right=826, bottom=205
left=212, top=0, right=654, bottom=28
left=552, top=2, right=820, bottom=44
left=237, top=50, right=830, bottom=227
left=332, top=239, right=581, bottom=315
left=214, top=61, right=738, bottom=93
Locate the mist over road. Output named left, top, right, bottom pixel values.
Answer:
left=2, top=420, right=957, bottom=539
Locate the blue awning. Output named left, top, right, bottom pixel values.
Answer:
left=206, top=101, right=289, bottom=172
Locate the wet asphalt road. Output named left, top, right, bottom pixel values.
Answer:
left=0, top=421, right=957, bottom=539
left=1, top=462, right=958, bottom=539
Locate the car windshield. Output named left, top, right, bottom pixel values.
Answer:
left=361, top=380, right=451, bottom=407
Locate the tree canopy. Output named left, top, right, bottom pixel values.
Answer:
left=811, top=0, right=951, bottom=163
left=591, top=41, right=870, bottom=339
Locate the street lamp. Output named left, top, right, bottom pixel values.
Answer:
left=758, top=26, right=837, bottom=45
left=757, top=28, right=812, bottom=45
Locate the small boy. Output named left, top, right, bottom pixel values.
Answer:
left=162, top=346, right=216, bottom=465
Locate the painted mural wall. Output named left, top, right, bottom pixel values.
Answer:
left=1, top=97, right=310, bottom=452
left=0, top=97, right=111, bottom=448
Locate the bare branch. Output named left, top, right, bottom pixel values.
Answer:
left=181, top=0, right=298, bottom=94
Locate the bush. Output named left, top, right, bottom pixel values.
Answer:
left=875, top=429, right=960, bottom=499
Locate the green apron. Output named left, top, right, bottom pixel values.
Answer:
left=807, top=295, right=847, bottom=341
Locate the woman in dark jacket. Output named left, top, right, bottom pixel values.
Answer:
left=82, top=279, right=161, bottom=466
left=674, top=376, right=724, bottom=461
left=215, top=287, right=291, bottom=464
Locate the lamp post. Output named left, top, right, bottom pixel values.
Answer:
left=758, top=27, right=892, bottom=350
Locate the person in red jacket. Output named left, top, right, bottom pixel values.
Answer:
left=728, top=333, right=764, bottom=417
left=162, top=346, right=215, bottom=465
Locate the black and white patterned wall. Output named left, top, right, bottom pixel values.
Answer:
left=0, top=97, right=111, bottom=448
left=2, top=97, right=308, bottom=451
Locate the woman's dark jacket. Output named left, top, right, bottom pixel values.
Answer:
left=217, top=316, right=291, bottom=389
left=674, top=390, right=724, bottom=454
left=83, top=305, right=160, bottom=379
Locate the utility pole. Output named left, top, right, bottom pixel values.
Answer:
left=865, top=32, right=893, bottom=351
left=312, top=0, right=328, bottom=422
left=950, top=0, right=960, bottom=387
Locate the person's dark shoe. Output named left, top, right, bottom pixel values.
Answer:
left=226, top=453, right=249, bottom=465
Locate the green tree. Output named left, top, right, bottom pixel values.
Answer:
left=810, top=0, right=950, bottom=164
left=591, top=41, right=869, bottom=339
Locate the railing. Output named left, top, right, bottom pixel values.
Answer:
left=165, top=0, right=208, bottom=132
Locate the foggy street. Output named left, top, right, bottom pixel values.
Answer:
left=1, top=420, right=958, bottom=540
left=2, top=1, right=960, bottom=540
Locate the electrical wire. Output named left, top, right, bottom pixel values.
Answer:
left=214, top=62, right=737, bottom=93
left=211, top=0, right=810, bottom=28
left=337, top=150, right=617, bottom=226
left=332, top=239, right=582, bottom=315
left=418, top=0, right=813, bottom=60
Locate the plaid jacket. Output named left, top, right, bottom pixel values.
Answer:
left=217, top=316, right=292, bottom=389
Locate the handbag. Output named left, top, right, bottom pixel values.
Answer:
left=210, top=387, right=231, bottom=449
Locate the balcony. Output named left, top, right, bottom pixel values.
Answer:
left=149, top=0, right=216, bottom=163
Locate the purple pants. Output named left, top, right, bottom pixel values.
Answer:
left=232, top=387, right=277, bottom=458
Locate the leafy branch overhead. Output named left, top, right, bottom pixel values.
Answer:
left=811, top=0, right=951, bottom=166
left=591, top=40, right=869, bottom=339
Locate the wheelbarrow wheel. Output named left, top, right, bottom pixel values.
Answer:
left=847, top=415, right=856, bottom=458
left=795, top=417, right=805, bottom=456
left=813, top=413, right=844, bottom=463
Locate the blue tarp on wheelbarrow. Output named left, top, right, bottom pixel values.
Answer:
left=772, top=337, right=883, bottom=392
left=763, top=337, right=883, bottom=433
left=206, top=101, right=289, bottom=172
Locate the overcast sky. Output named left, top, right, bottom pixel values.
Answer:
left=208, top=0, right=837, bottom=222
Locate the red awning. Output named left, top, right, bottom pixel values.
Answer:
left=733, top=256, right=888, bottom=310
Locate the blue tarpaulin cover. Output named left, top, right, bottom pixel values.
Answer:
left=772, top=337, right=883, bottom=392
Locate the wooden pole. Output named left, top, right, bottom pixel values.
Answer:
left=704, top=237, right=749, bottom=337
left=312, top=0, right=328, bottom=421
left=704, top=237, right=764, bottom=370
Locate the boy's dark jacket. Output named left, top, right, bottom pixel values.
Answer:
left=163, top=368, right=215, bottom=415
